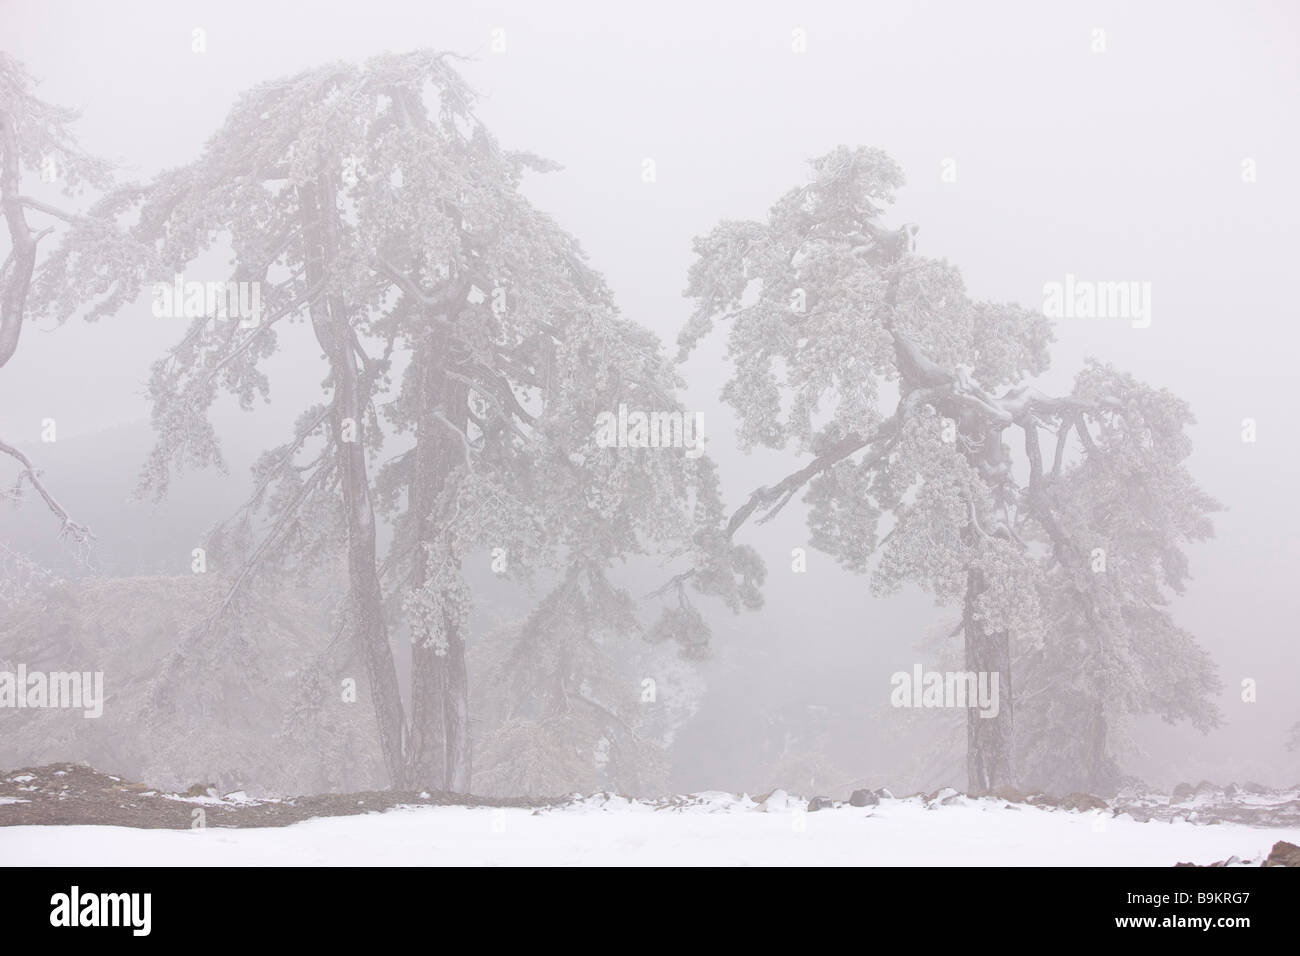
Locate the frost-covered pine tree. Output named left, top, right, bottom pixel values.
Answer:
left=33, top=51, right=758, bottom=791
left=679, top=146, right=1220, bottom=793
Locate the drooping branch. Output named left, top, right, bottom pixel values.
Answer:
left=221, top=404, right=335, bottom=528
left=727, top=425, right=895, bottom=538
left=192, top=275, right=327, bottom=391
left=650, top=395, right=926, bottom=600
left=0, top=437, right=93, bottom=543
left=202, top=453, right=337, bottom=631
left=0, top=117, right=89, bottom=541
left=654, top=317, right=1115, bottom=602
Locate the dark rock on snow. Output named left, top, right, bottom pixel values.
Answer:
left=1264, top=841, right=1300, bottom=867
left=1170, top=782, right=1195, bottom=803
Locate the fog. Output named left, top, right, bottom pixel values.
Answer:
left=2, top=0, right=1297, bottom=797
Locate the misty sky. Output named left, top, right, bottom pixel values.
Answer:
left=2, top=0, right=1298, bottom=789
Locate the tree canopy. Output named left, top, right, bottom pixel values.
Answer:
left=30, top=50, right=758, bottom=790
left=680, top=146, right=1221, bottom=792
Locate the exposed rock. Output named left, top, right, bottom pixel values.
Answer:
left=1208, top=854, right=1257, bottom=867
left=1023, top=792, right=1107, bottom=811
left=1058, top=792, right=1110, bottom=812
left=1243, top=781, right=1269, bottom=795
left=1264, top=841, right=1300, bottom=867
left=0, top=763, right=550, bottom=829
left=1170, top=782, right=1195, bottom=803
left=992, top=787, right=1028, bottom=804
left=849, top=788, right=878, bottom=807
left=807, top=796, right=834, bottom=812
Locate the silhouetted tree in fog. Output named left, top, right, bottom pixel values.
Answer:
left=678, top=146, right=1220, bottom=793
left=34, top=51, right=758, bottom=791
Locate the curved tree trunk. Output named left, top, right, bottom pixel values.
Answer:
left=0, top=109, right=38, bottom=372
left=299, top=177, right=407, bottom=789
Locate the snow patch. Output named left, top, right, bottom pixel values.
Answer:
left=4, top=796, right=1297, bottom=866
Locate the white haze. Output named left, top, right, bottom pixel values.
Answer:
left=2, top=0, right=1297, bottom=791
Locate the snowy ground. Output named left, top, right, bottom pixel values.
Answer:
left=4, top=791, right=1298, bottom=866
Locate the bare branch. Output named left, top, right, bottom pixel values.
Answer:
left=0, top=437, right=93, bottom=543
left=18, top=196, right=79, bottom=222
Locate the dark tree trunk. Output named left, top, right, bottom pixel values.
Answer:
left=407, top=645, right=445, bottom=789
left=440, top=620, right=472, bottom=792
left=408, top=616, right=470, bottom=792
left=956, top=415, right=1017, bottom=794
left=298, top=177, right=407, bottom=789
left=963, top=566, right=1014, bottom=793
left=405, top=337, right=472, bottom=792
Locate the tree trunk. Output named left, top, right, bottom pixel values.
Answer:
left=408, top=615, right=470, bottom=792
left=440, top=620, right=472, bottom=792
left=0, top=110, right=39, bottom=371
left=407, top=644, right=446, bottom=789
left=405, top=338, right=472, bottom=792
left=963, top=566, right=1014, bottom=793
left=298, top=177, right=407, bottom=789
left=406, top=348, right=445, bottom=789
left=957, top=416, right=1017, bottom=794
